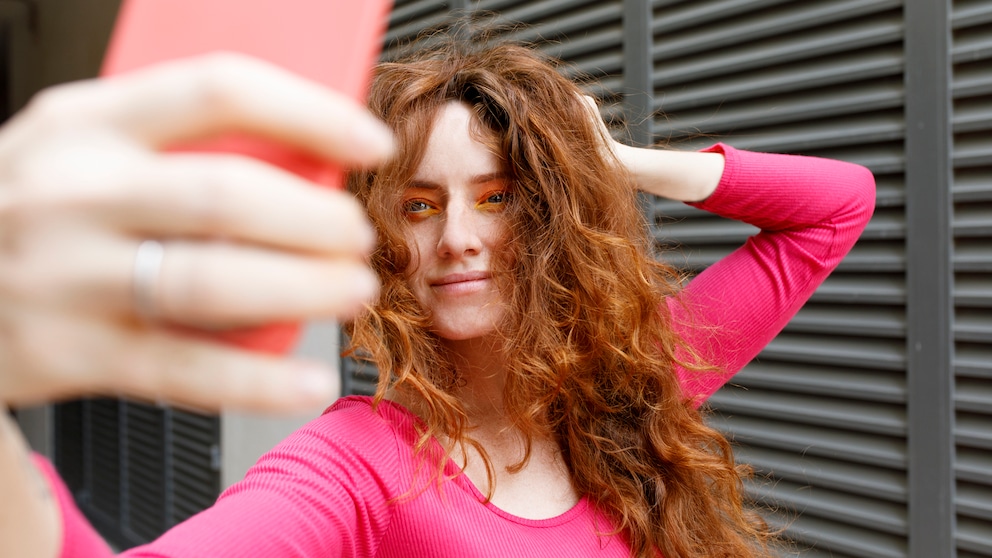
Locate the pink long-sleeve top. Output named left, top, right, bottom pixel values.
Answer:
left=43, top=144, right=876, bottom=557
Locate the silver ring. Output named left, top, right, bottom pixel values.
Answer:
left=133, top=240, right=165, bottom=320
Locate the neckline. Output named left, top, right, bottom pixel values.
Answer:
left=337, top=395, right=591, bottom=527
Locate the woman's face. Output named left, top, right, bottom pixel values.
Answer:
left=401, top=101, right=511, bottom=341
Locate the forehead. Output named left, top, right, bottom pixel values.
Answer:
left=411, top=101, right=502, bottom=183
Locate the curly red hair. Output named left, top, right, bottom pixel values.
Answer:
left=346, top=27, right=776, bottom=558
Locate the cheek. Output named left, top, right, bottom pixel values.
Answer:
left=486, top=220, right=515, bottom=261
left=402, top=227, right=432, bottom=281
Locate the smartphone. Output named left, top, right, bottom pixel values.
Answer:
left=103, top=0, right=392, bottom=353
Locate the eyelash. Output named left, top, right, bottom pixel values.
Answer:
left=481, top=191, right=510, bottom=206
left=404, top=200, right=433, bottom=213
left=401, top=190, right=511, bottom=220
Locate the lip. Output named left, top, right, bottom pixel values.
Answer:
left=430, top=270, right=492, bottom=287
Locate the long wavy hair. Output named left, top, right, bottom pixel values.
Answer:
left=346, top=25, right=775, bottom=558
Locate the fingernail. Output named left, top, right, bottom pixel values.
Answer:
left=352, top=117, right=395, bottom=163
left=297, top=365, right=336, bottom=402
left=357, top=221, right=377, bottom=254
left=355, top=267, right=380, bottom=303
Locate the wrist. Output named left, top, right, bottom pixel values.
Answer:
left=616, top=144, right=724, bottom=202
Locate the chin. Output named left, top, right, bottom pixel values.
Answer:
left=430, top=316, right=502, bottom=342
left=432, top=324, right=498, bottom=342
left=427, top=304, right=504, bottom=342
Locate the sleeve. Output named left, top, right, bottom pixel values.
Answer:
left=669, top=143, right=876, bottom=404
left=32, top=455, right=116, bottom=558
left=48, top=404, right=402, bottom=558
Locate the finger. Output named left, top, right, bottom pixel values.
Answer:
left=63, top=153, right=377, bottom=256
left=0, top=223, right=377, bottom=326
left=3, top=135, right=376, bottom=258
left=25, top=53, right=394, bottom=168
left=154, top=240, right=379, bottom=327
left=110, top=327, right=341, bottom=413
left=0, top=306, right=340, bottom=412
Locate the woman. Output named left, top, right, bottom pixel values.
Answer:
left=3, top=31, right=874, bottom=558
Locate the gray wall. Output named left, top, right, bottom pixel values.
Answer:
left=221, top=322, right=341, bottom=489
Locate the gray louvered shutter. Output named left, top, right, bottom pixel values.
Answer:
left=474, top=0, right=624, bottom=87
left=953, top=0, right=992, bottom=556
left=383, top=0, right=454, bottom=60
left=649, top=1, right=905, bottom=556
left=54, top=400, right=220, bottom=549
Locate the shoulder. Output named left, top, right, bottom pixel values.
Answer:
left=239, top=396, right=420, bottom=496
left=316, top=395, right=422, bottom=450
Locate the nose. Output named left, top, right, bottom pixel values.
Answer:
left=436, top=202, right=484, bottom=259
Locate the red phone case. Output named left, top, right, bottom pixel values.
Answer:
left=103, top=0, right=391, bottom=353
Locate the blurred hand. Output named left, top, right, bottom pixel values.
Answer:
left=0, top=53, right=394, bottom=412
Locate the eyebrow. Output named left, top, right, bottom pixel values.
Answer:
left=408, top=172, right=510, bottom=189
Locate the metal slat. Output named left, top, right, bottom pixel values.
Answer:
left=769, top=512, right=907, bottom=558
left=956, top=377, right=992, bottom=414
left=958, top=447, right=992, bottom=486
left=957, top=342, right=992, bottom=378
left=808, top=273, right=905, bottom=305
left=733, top=361, right=905, bottom=403
left=759, top=334, right=905, bottom=371
left=958, top=412, right=992, bottom=451
left=698, top=112, right=904, bottom=154
left=709, top=390, right=905, bottom=437
left=953, top=1, right=992, bottom=27
left=955, top=59, right=992, bottom=97
left=657, top=48, right=903, bottom=112
left=653, top=0, right=901, bottom=62
left=956, top=111, right=992, bottom=165
left=952, top=27, right=992, bottom=65
left=959, top=515, right=992, bottom=556
left=710, top=414, right=907, bottom=470
left=958, top=481, right=992, bottom=522
left=957, top=309, right=992, bottom=344
left=383, top=0, right=450, bottom=53
left=955, top=97, right=992, bottom=135
left=734, top=445, right=906, bottom=503
left=957, top=274, right=992, bottom=307
left=651, top=0, right=797, bottom=34
left=659, top=241, right=904, bottom=273
left=958, top=238, right=992, bottom=272
left=956, top=169, right=992, bottom=202
left=785, top=303, right=904, bottom=338
left=652, top=17, right=902, bottom=87
left=657, top=81, right=903, bottom=137
left=747, top=477, right=906, bottom=535
left=482, top=0, right=608, bottom=26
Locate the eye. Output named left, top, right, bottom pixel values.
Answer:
left=404, top=200, right=431, bottom=212
left=478, top=190, right=511, bottom=210
left=402, top=198, right=440, bottom=221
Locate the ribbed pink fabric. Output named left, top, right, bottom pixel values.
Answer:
left=43, top=144, right=875, bottom=557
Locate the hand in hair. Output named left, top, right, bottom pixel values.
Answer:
left=580, top=94, right=725, bottom=202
